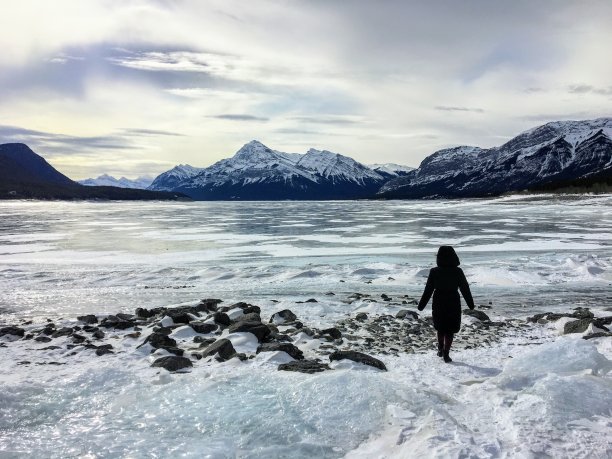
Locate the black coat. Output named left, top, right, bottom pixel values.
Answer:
left=417, top=266, right=475, bottom=333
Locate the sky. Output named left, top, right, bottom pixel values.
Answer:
left=0, top=0, right=611, bottom=179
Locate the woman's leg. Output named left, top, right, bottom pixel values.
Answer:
left=437, top=330, right=444, bottom=356
left=443, top=333, right=454, bottom=363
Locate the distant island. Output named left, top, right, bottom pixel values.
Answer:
left=2, top=118, right=610, bottom=201
left=0, top=143, right=187, bottom=201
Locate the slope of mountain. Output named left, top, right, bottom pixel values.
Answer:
left=379, top=118, right=612, bottom=198
left=150, top=140, right=389, bottom=200
left=148, top=164, right=205, bottom=191
left=369, top=163, right=415, bottom=178
left=0, top=143, right=188, bottom=201
left=79, top=174, right=153, bottom=189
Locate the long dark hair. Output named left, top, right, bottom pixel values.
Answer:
left=436, top=246, right=460, bottom=267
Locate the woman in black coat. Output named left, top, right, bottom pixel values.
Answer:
left=417, top=246, right=475, bottom=363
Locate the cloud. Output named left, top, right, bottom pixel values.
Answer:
left=567, top=84, right=612, bottom=95
left=212, top=114, right=269, bottom=121
left=434, top=106, right=485, bottom=113
left=290, top=115, right=364, bottom=125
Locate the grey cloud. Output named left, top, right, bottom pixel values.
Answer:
left=435, top=106, right=485, bottom=113
left=290, top=115, right=363, bottom=125
left=212, top=114, right=269, bottom=121
left=0, top=124, right=182, bottom=157
left=568, top=84, right=612, bottom=95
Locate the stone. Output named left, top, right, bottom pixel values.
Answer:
left=269, top=309, right=297, bottom=324
left=0, top=326, right=25, bottom=338
left=100, top=316, right=134, bottom=330
left=141, top=332, right=177, bottom=349
left=166, top=310, right=192, bottom=324
left=257, top=342, right=304, bottom=360
left=228, top=321, right=271, bottom=341
left=35, top=336, right=52, bottom=343
left=95, top=345, right=114, bottom=356
left=213, top=312, right=231, bottom=326
left=278, top=360, right=331, bottom=373
left=563, top=318, right=592, bottom=334
left=242, top=305, right=261, bottom=315
left=200, top=339, right=237, bottom=361
left=329, top=351, right=387, bottom=370
left=583, top=332, right=612, bottom=340
left=92, top=330, right=105, bottom=339
left=189, top=322, right=218, bottom=334
left=238, top=312, right=262, bottom=323
left=355, top=313, right=368, bottom=321
left=198, top=298, right=222, bottom=312
left=194, top=336, right=216, bottom=346
left=52, top=327, right=73, bottom=338
left=151, top=356, right=193, bottom=372
left=305, top=298, right=318, bottom=303
left=77, top=315, right=98, bottom=324
left=320, top=327, right=342, bottom=339
left=463, top=309, right=490, bottom=321
left=396, top=310, right=419, bottom=320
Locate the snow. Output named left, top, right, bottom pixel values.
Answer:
left=78, top=174, right=153, bottom=189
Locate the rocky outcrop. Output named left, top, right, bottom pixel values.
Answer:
left=278, top=360, right=331, bottom=374
left=329, top=351, right=387, bottom=371
left=151, top=356, right=193, bottom=372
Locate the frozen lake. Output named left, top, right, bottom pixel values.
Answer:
left=1, top=195, right=611, bottom=458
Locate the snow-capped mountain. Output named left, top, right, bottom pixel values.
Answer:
left=148, top=164, right=205, bottom=191
left=369, top=163, right=415, bottom=178
left=79, top=174, right=154, bottom=189
left=149, top=140, right=389, bottom=200
left=379, top=118, right=612, bottom=198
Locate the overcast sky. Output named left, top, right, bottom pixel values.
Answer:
left=1, top=0, right=611, bottom=179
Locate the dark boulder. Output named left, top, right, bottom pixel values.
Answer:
left=463, top=309, right=490, bottom=321
left=270, top=309, right=297, bottom=324
left=189, top=322, right=218, bottom=334
left=564, top=318, right=592, bottom=334
left=100, top=315, right=134, bottom=330
left=305, top=298, right=318, bottom=303
left=213, top=312, right=231, bottom=326
left=278, top=360, right=331, bottom=374
left=198, top=298, right=222, bottom=313
left=92, top=330, right=105, bottom=339
left=320, top=327, right=342, bottom=340
left=199, top=339, right=237, bottom=361
left=583, top=332, right=612, bottom=340
left=35, top=336, right=52, bottom=343
left=396, top=310, right=419, bottom=320
left=52, top=327, right=73, bottom=338
left=329, top=350, right=387, bottom=371
left=77, top=315, right=98, bottom=324
left=228, top=321, right=271, bottom=341
left=95, top=344, right=114, bottom=356
left=235, top=312, right=261, bottom=323
left=151, top=356, right=193, bottom=372
left=0, top=326, right=25, bottom=338
left=355, top=313, right=368, bottom=322
left=194, top=337, right=217, bottom=346
left=166, top=310, right=192, bottom=324
left=257, top=342, right=304, bottom=360
left=141, top=332, right=177, bottom=349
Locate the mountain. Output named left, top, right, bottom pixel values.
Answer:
left=369, top=163, right=415, bottom=179
left=149, top=140, right=390, bottom=200
left=0, top=143, right=188, bottom=201
left=79, top=174, right=153, bottom=189
left=379, top=118, right=612, bottom=198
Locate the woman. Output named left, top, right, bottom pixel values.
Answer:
left=417, top=246, right=475, bottom=363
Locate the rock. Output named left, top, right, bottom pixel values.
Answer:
left=355, top=313, right=368, bottom=321
left=593, top=316, right=612, bottom=331
left=563, top=318, right=592, bottom=334
left=135, top=307, right=155, bottom=318
left=213, top=312, right=231, bottom=326
left=166, top=310, right=192, bottom=324
left=72, top=333, right=86, bottom=343
left=35, top=336, right=52, bottom=343
left=228, top=321, right=271, bottom=341
left=257, top=342, right=304, bottom=360
left=116, top=313, right=135, bottom=321
left=77, top=315, right=98, bottom=324
left=583, top=332, right=612, bottom=340
left=325, top=292, right=335, bottom=296
left=194, top=336, right=216, bottom=346
left=52, top=327, right=73, bottom=338
left=200, top=339, right=237, bottom=361
left=396, top=310, right=419, bottom=320
left=0, top=326, right=25, bottom=338
left=463, top=309, right=490, bottom=321
left=151, top=356, right=193, bottom=372
left=329, top=351, right=387, bottom=371
left=278, top=360, right=331, bottom=374
left=199, top=298, right=222, bottom=312
left=320, top=327, right=342, bottom=340
left=572, top=307, right=594, bottom=320
left=95, top=345, right=114, bottom=356
left=92, top=330, right=105, bottom=339
left=238, top=312, right=262, bottom=323
left=189, top=322, right=218, bottom=334
left=270, top=309, right=297, bottom=324
left=305, top=298, right=318, bottom=303
left=100, top=315, right=134, bottom=329
left=162, top=347, right=184, bottom=356
left=242, top=305, right=261, bottom=315
left=141, top=332, right=177, bottom=349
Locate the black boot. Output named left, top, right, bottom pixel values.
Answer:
left=443, top=351, right=452, bottom=363
left=437, top=346, right=443, bottom=357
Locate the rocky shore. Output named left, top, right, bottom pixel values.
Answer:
left=1, top=294, right=610, bottom=374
